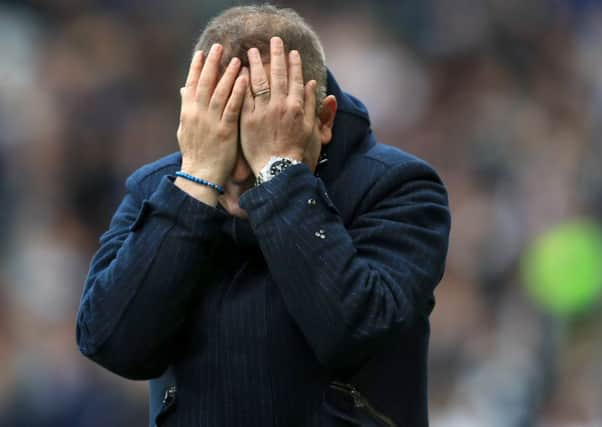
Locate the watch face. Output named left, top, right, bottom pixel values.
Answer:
left=269, top=159, right=293, bottom=175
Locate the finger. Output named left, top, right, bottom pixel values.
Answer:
left=288, top=50, right=305, bottom=102
left=240, top=67, right=254, bottom=113
left=209, top=57, right=241, bottom=114
left=223, top=74, right=248, bottom=123
left=270, top=37, right=287, bottom=99
left=196, top=43, right=223, bottom=105
left=247, top=47, right=270, bottom=105
left=304, top=80, right=318, bottom=123
left=185, top=50, right=204, bottom=89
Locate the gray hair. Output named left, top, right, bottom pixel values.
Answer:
left=194, top=4, right=328, bottom=103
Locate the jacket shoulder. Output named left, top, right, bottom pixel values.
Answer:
left=126, top=152, right=181, bottom=196
left=363, top=141, right=433, bottom=171
left=328, top=138, right=447, bottom=225
left=346, top=139, right=443, bottom=187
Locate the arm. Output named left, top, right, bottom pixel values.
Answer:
left=240, top=161, right=450, bottom=370
left=76, top=44, right=248, bottom=379
left=76, top=174, right=226, bottom=379
left=239, top=38, right=449, bottom=370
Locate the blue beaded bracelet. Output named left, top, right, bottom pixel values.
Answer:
left=175, top=171, right=224, bottom=194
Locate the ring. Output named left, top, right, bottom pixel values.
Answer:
left=253, top=88, right=271, bottom=98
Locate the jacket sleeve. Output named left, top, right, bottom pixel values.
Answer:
left=76, top=174, right=226, bottom=380
left=239, top=161, right=450, bottom=371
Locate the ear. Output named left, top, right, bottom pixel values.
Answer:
left=318, top=95, right=337, bottom=145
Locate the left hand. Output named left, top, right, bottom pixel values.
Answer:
left=240, top=37, right=318, bottom=176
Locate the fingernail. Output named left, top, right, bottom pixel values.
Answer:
left=290, top=50, right=299, bottom=59
left=272, top=36, right=283, bottom=45
left=211, top=43, right=221, bottom=52
left=230, top=57, right=240, bottom=66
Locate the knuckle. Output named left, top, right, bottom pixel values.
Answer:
left=273, top=68, right=287, bottom=77
left=287, top=100, right=303, bottom=114
left=185, top=108, right=198, bottom=120
left=276, top=103, right=289, bottom=116
left=243, top=115, right=258, bottom=127
left=223, top=111, right=239, bottom=124
left=186, top=114, right=200, bottom=128
left=243, top=110, right=256, bottom=121
left=215, top=87, right=229, bottom=100
left=253, top=78, right=269, bottom=89
left=216, top=123, right=233, bottom=138
left=235, top=83, right=246, bottom=95
left=293, top=81, right=305, bottom=92
left=209, top=97, right=224, bottom=112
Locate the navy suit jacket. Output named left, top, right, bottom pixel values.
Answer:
left=76, top=71, right=451, bottom=426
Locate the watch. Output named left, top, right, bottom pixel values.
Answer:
left=255, top=156, right=302, bottom=185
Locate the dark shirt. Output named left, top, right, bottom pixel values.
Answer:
left=76, top=71, right=451, bottom=427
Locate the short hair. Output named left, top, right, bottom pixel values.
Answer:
left=194, top=4, right=327, bottom=102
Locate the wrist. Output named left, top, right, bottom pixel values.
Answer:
left=174, top=177, right=220, bottom=207
left=180, top=162, right=228, bottom=187
left=254, top=155, right=303, bottom=186
left=251, top=151, right=304, bottom=176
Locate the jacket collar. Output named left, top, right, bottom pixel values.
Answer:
left=314, top=70, right=371, bottom=185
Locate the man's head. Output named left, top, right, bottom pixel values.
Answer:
left=189, top=4, right=337, bottom=211
left=194, top=4, right=328, bottom=103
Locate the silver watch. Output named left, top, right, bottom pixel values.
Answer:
left=255, top=156, right=302, bottom=186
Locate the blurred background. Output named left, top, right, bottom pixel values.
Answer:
left=1, top=0, right=602, bottom=426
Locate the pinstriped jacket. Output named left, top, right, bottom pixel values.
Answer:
left=76, top=71, right=451, bottom=426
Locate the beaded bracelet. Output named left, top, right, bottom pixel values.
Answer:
left=175, top=171, right=224, bottom=195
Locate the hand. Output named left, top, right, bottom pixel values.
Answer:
left=240, top=37, right=317, bottom=176
left=176, top=44, right=248, bottom=188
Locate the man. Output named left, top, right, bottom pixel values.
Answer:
left=76, top=5, right=450, bottom=427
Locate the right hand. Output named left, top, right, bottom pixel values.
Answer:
left=176, top=43, right=248, bottom=188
